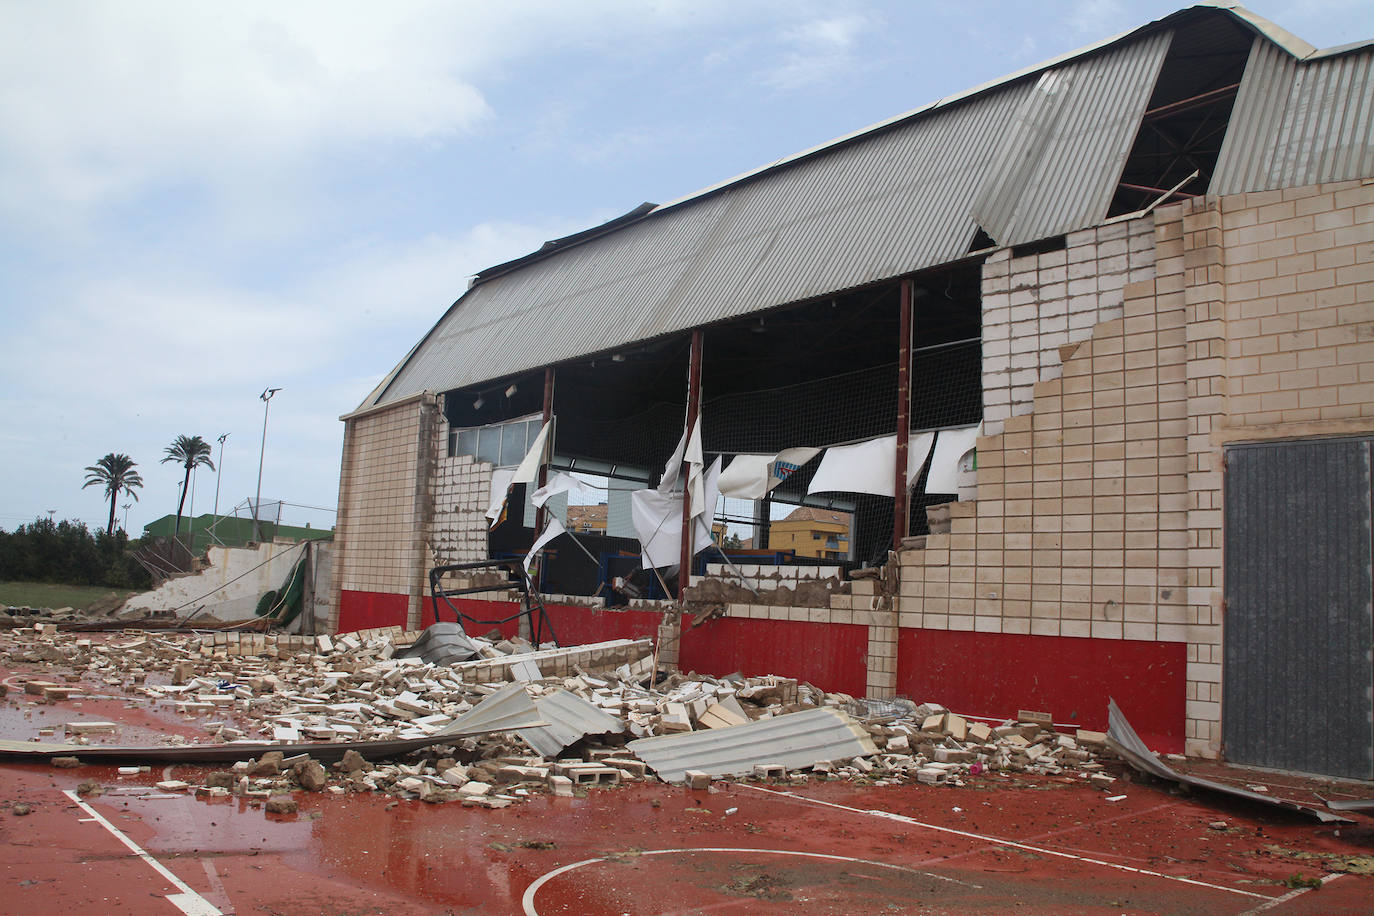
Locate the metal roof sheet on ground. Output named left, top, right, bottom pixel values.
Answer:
left=625, top=707, right=878, bottom=784
left=1105, top=699, right=1349, bottom=825
left=0, top=682, right=548, bottom=765
left=1211, top=37, right=1374, bottom=195
left=517, top=689, right=627, bottom=758
left=970, top=29, right=1172, bottom=247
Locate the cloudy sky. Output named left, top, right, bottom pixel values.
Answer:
left=2, top=0, right=1369, bottom=536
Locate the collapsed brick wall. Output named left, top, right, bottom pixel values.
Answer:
left=428, top=402, right=496, bottom=567
left=896, top=178, right=1374, bottom=757
left=982, top=217, right=1157, bottom=437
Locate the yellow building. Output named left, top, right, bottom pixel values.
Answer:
left=766, top=507, right=850, bottom=560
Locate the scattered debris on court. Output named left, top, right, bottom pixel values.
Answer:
left=0, top=622, right=1137, bottom=809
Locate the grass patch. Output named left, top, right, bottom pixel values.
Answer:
left=0, top=581, right=136, bottom=611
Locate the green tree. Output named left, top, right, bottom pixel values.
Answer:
left=161, top=435, right=214, bottom=536
left=82, top=452, right=144, bottom=535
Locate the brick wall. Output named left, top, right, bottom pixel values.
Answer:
left=330, top=394, right=437, bottom=630
left=897, top=178, right=1374, bottom=756
left=429, top=403, right=496, bottom=566
left=982, top=216, right=1157, bottom=437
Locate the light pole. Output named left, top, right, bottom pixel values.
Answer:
left=122, top=503, right=131, bottom=533
left=213, top=433, right=229, bottom=518
left=254, top=388, right=281, bottom=542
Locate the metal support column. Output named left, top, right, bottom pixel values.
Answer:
left=893, top=278, right=913, bottom=553
left=679, top=329, right=704, bottom=600
left=533, top=367, right=555, bottom=590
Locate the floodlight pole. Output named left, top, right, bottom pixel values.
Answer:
left=122, top=503, right=131, bottom=532
left=254, top=388, right=281, bottom=542
left=214, top=433, right=229, bottom=518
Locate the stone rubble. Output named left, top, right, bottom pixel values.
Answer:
left=0, top=623, right=1121, bottom=806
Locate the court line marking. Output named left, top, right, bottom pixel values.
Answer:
left=1236, top=873, right=1345, bottom=915
left=62, top=789, right=223, bottom=916
left=734, top=783, right=1270, bottom=901
left=522, top=846, right=981, bottom=916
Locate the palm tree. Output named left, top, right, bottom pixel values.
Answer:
left=83, top=453, right=143, bottom=535
left=161, top=435, right=215, bottom=536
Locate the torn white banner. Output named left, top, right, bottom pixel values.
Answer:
left=806, top=433, right=935, bottom=498
left=485, top=466, right=517, bottom=525
left=511, top=421, right=551, bottom=485
left=630, top=456, right=722, bottom=568
left=524, top=517, right=566, bottom=573
left=717, top=447, right=821, bottom=499
left=530, top=471, right=595, bottom=509
left=685, top=418, right=705, bottom=518
left=925, top=425, right=980, bottom=494
left=657, top=423, right=689, bottom=495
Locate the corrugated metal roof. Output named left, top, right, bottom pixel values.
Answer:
left=435, top=681, right=547, bottom=737
left=971, top=30, right=1172, bottom=246
left=625, top=707, right=877, bottom=783
left=518, top=689, right=626, bottom=758
left=1211, top=37, right=1374, bottom=194
left=364, top=6, right=1374, bottom=410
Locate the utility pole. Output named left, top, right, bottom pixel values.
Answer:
left=254, top=388, right=281, bottom=542
left=214, top=433, right=229, bottom=518
left=122, top=503, right=131, bottom=533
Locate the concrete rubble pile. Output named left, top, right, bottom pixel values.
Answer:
left=0, top=623, right=1120, bottom=807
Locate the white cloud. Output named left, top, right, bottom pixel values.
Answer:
left=762, top=14, right=875, bottom=91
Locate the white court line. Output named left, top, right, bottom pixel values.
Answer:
left=1236, top=872, right=1345, bottom=915
left=522, top=846, right=980, bottom=916
left=734, top=784, right=1272, bottom=902
left=62, top=789, right=223, bottom=916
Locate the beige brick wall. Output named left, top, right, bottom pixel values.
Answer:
left=428, top=403, right=496, bottom=566
left=982, top=216, right=1157, bottom=436
left=329, top=394, right=437, bottom=629
left=897, top=178, right=1374, bottom=756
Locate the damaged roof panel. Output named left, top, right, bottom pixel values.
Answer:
left=366, top=6, right=1374, bottom=409
left=971, top=29, right=1173, bottom=246
left=626, top=707, right=877, bottom=784
left=1211, top=37, right=1374, bottom=194
left=378, top=80, right=1032, bottom=403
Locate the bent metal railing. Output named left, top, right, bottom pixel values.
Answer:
left=428, top=559, right=558, bottom=647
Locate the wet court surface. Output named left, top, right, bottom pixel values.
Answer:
left=3, top=762, right=1372, bottom=915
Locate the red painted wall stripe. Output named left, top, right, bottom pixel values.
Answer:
left=678, top=616, right=869, bottom=698
left=337, top=590, right=408, bottom=633
left=896, top=628, right=1186, bottom=753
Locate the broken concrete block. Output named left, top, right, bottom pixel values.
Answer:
left=967, top=722, right=992, bottom=743
left=916, top=767, right=949, bottom=785
left=753, top=763, right=788, bottom=780
left=458, top=781, right=492, bottom=797
left=685, top=770, right=711, bottom=790
left=295, top=760, right=328, bottom=791
left=265, top=795, right=297, bottom=814
left=50, top=756, right=82, bottom=768
left=1018, top=709, right=1053, bottom=728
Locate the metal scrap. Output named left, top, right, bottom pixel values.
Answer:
left=1106, top=699, right=1351, bottom=825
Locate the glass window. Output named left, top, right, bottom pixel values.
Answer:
left=500, top=423, right=526, bottom=466
left=476, top=426, right=501, bottom=464
left=455, top=428, right=479, bottom=457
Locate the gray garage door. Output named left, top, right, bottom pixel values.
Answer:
left=1223, top=437, right=1373, bottom=779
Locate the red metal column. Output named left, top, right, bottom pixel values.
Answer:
left=534, top=366, right=555, bottom=589
left=893, top=279, right=913, bottom=553
left=679, top=329, right=704, bottom=600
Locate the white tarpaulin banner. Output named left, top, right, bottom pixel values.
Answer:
left=657, top=424, right=690, bottom=495
left=718, top=447, right=821, bottom=499
left=925, top=425, right=980, bottom=494
left=806, top=433, right=935, bottom=498
left=630, top=456, right=722, bottom=568
left=485, top=466, right=517, bottom=525
left=530, top=471, right=594, bottom=509
left=511, top=421, right=551, bottom=485
left=685, top=418, right=705, bottom=518
left=523, top=516, right=566, bottom=573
